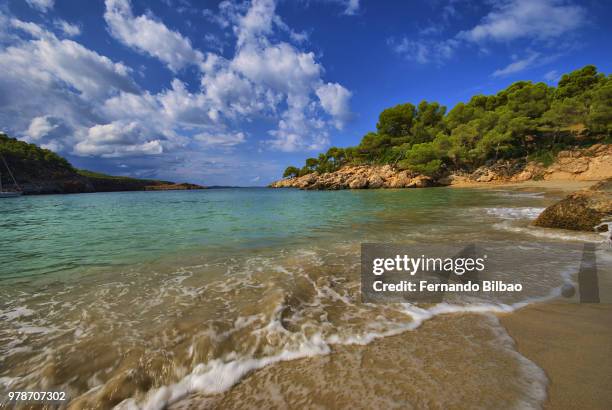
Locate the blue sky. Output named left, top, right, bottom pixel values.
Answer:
left=1, top=0, right=610, bottom=185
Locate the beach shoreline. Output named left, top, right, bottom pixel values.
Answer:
left=447, top=179, right=596, bottom=191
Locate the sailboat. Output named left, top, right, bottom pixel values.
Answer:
left=0, top=152, right=22, bottom=198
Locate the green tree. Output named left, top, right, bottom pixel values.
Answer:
left=556, top=65, right=604, bottom=100
left=376, top=103, right=416, bottom=137
left=305, top=157, right=319, bottom=171
left=505, top=82, right=552, bottom=119
left=398, top=142, right=444, bottom=175
left=283, top=166, right=300, bottom=178
left=587, top=81, right=612, bottom=135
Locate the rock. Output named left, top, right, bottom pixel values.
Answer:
left=543, top=143, right=612, bottom=181
left=533, top=178, right=612, bottom=231
left=348, top=175, right=368, bottom=189
left=476, top=172, right=496, bottom=183
left=387, top=171, right=415, bottom=188
left=412, top=175, right=434, bottom=188
left=367, top=174, right=384, bottom=189
left=511, top=163, right=544, bottom=182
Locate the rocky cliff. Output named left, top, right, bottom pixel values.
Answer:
left=270, top=144, right=612, bottom=190
left=270, top=165, right=435, bottom=190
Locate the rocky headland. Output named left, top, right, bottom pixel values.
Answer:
left=0, top=134, right=205, bottom=195
left=270, top=144, right=612, bottom=190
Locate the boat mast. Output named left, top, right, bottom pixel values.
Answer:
left=0, top=153, right=21, bottom=191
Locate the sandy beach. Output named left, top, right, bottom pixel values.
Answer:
left=501, top=302, right=612, bottom=409
left=449, top=179, right=596, bottom=192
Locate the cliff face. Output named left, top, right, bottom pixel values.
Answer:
left=270, top=165, right=434, bottom=190
left=449, top=143, right=612, bottom=185
left=270, top=144, right=612, bottom=190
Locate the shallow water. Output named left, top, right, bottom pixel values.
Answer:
left=0, top=187, right=609, bottom=409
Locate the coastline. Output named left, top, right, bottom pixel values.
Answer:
left=270, top=144, right=612, bottom=192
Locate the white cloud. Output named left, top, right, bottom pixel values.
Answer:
left=75, top=121, right=164, bottom=157
left=104, top=0, right=204, bottom=72
left=544, top=69, right=560, bottom=83
left=7, top=18, right=138, bottom=99
left=316, top=82, right=352, bottom=128
left=2, top=0, right=353, bottom=171
left=25, top=0, right=54, bottom=13
left=458, top=0, right=586, bottom=43
left=343, top=0, right=360, bottom=15
left=235, top=0, right=276, bottom=48
left=232, top=43, right=321, bottom=94
left=54, top=20, right=81, bottom=37
left=23, top=116, right=72, bottom=152
left=392, top=0, right=586, bottom=66
left=317, top=0, right=360, bottom=16
left=26, top=116, right=57, bottom=140
left=194, top=131, right=246, bottom=147
left=492, top=53, right=540, bottom=77
left=389, top=37, right=458, bottom=64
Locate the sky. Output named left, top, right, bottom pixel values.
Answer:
left=0, top=0, right=611, bottom=186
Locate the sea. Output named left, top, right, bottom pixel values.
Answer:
left=0, top=187, right=610, bottom=409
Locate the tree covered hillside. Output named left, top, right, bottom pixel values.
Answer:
left=0, top=134, right=203, bottom=193
left=283, top=65, right=612, bottom=178
left=0, top=133, right=75, bottom=183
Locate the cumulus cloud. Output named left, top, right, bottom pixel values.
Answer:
left=316, top=82, right=352, bottom=128
left=104, top=0, right=205, bottom=72
left=235, top=0, right=276, bottom=48
left=7, top=18, right=138, bottom=99
left=101, top=0, right=352, bottom=151
left=23, top=116, right=72, bottom=152
left=0, top=18, right=139, bottom=148
left=75, top=121, right=164, bottom=157
left=25, top=0, right=54, bottom=13
left=26, top=115, right=57, bottom=140
left=1, top=0, right=353, bottom=183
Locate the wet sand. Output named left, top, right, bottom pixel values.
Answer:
left=500, top=302, right=612, bottom=410
left=172, top=313, right=547, bottom=409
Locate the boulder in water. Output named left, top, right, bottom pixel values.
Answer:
left=533, top=179, right=612, bottom=231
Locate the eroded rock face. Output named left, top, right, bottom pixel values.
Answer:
left=269, top=165, right=429, bottom=190
left=533, top=178, right=612, bottom=231
left=442, top=144, right=611, bottom=185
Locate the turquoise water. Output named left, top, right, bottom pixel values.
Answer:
left=1, top=187, right=606, bottom=409
left=0, top=187, right=527, bottom=282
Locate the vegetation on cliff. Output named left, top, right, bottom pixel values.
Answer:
left=0, top=133, right=75, bottom=182
left=283, top=65, right=612, bottom=178
left=0, top=133, right=204, bottom=194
